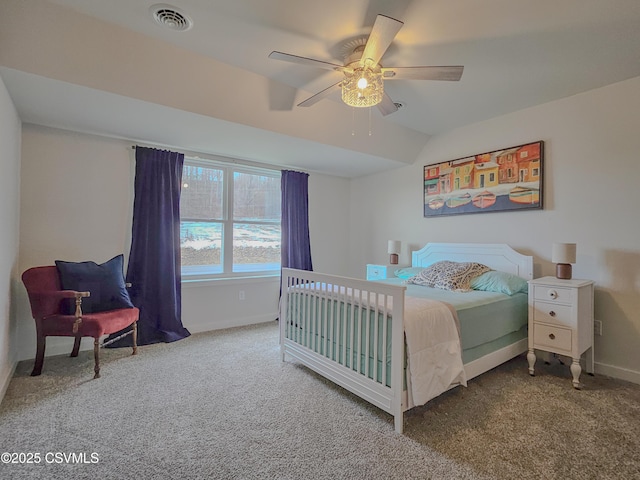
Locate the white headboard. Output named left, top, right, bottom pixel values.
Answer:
left=412, top=243, right=533, bottom=280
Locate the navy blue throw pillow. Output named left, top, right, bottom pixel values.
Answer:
left=55, top=255, right=134, bottom=314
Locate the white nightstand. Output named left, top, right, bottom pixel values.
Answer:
left=527, top=276, right=595, bottom=388
left=366, top=264, right=404, bottom=281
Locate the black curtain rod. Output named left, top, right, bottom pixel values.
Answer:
left=129, top=144, right=303, bottom=174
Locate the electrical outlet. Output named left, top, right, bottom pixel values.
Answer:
left=594, top=319, right=602, bottom=336
left=239, top=290, right=245, bottom=300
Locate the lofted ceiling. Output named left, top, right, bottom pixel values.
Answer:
left=2, top=0, right=640, bottom=177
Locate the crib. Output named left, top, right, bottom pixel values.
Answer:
left=279, top=243, right=533, bottom=433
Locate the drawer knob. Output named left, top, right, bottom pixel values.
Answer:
left=549, top=333, right=556, bottom=340
left=548, top=289, right=558, bottom=299
left=549, top=310, right=556, bottom=317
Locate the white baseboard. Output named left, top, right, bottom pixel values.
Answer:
left=0, top=360, right=17, bottom=404
left=185, top=312, right=278, bottom=334
left=594, top=362, right=640, bottom=385
left=19, top=313, right=279, bottom=364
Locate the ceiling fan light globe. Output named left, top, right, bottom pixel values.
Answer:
left=342, top=65, right=383, bottom=108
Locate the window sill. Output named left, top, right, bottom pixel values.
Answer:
left=181, top=273, right=280, bottom=288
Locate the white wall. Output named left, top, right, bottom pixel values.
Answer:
left=17, top=124, right=351, bottom=359
left=350, top=76, right=640, bottom=383
left=17, top=127, right=135, bottom=359
left=309, top=173, right=351, bottom=276
left=15, top=76, right=639, bottom=384
left=0, top=73, right=21, bottom=397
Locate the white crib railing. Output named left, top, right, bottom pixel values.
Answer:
left=280, top=268, right=407, bottom=433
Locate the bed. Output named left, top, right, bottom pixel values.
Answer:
left=279, top=243, right=533, bottom=433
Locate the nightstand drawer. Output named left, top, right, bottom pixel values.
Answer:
left=533, top=302, right=573, bottom=327
left=533, top=285, right=573, bottom=304
left=366, top=265, right=387, bottom=280
left=534, top=324, right=572, bottom=353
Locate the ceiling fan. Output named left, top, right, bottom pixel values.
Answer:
left=269, top=14, right=464, bottom=116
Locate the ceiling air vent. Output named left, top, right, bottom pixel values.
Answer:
left=150, top=4, right=193, bottom=31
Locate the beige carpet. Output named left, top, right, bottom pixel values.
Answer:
left=1, top=322, right=639, bottom=479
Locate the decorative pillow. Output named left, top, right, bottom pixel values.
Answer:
left=55, top=254, right=134, bottom=314
left=406, top=260, right=491, bottom=292
left=394, top=267, right=426, bottom=279
left=470, top=270, right=528, bottom=295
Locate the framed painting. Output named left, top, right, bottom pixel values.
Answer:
left=424, top=140, right=543, bottom=217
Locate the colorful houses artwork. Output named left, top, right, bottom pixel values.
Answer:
left=424, top=141, right=543, bottom=217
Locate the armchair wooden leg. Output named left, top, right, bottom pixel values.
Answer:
left=71, top=335, right=81, bottom=357
left=132, top=321, right=138, bottom=356
left=31, top=334, right=46, bottom=376
left=93, top=338, right=100, bottom=379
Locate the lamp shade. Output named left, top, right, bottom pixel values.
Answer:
left=552, top=243, right=577, bottom=264
left=387, top=240, right=401, bottom=255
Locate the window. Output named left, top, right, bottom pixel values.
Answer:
left=180, top=158, right=281, bottom=278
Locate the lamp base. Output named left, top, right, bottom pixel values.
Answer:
left=389, top=254, right=399, bottom=265
left=556, top=263, right=572, bottom=280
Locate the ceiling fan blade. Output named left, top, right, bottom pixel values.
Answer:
left=377, top=93, right=398, bottom=116
left=297, top=81, right=343, bottom=107
left=360, top=15, right=404, bottom=66
left=382, top=66, right=464, bottom=81
left=269, top=51, right=349, bottom=73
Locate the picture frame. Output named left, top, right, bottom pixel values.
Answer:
left=424, top=140, right=543, bottom=217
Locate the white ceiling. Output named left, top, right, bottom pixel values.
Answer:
left=3, top=0, right=640, bottom=177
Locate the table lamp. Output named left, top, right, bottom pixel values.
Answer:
left=388, top=240, right=401, bottom=265
left=552, top=243, right=576, bottom=280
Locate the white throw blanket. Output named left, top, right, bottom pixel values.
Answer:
left=403, top=296, right=467, bottom=408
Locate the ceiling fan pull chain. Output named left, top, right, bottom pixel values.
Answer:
left=369, top=106, right=372, bottom=136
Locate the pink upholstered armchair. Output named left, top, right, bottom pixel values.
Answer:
left=22, top=266, right=139, bottom=379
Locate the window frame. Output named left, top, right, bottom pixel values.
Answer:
left=180, top=157, right=281, bottom=281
